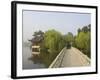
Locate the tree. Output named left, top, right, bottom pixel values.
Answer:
left=75, top=32, right=86, bottom=49
left=78, top=28, right=81, bottom=34
left=39, top=29, right=66, bottom=67
left=75, top=31, right=91, bottom=57
left=82, top=26, right=89, bottom=32
left=88, top=24, right=91, bottom=31
left=85, top=32, right=91, bottom=57
left=44, top=29, right=65, bottom=53
left=33, top=30, right=44, bottom=37
left=64, top=32, right=74, bottom=43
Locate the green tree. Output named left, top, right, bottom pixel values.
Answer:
left=78, top=28, right=81, bottom=34
left=75, top=31, right=91, bottom=57
left=85, top=32, right=91, bottom=57
left=40, top=29, right=66, bottom=67
left=88, top=24, right=91, bottom=31
left=64, top=32, right=74, bottom=44
left=44, top=29, right=65, bottom=53
left=75, top=32, right=86, bottom=49
left=82, top=26, right=89, bottom=32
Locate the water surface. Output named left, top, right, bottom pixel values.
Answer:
left=22, top=46, right=46, bottom=69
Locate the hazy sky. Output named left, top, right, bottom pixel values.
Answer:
left=23, top=10, right=91, bottom=42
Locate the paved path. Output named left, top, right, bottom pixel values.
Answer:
left=60, top=47, right=90, bottom=67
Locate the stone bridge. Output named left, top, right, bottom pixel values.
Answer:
left=49, top=47, right=90, bottom=68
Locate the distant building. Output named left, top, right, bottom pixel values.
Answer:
left=28, top=31, right=44, bottom=55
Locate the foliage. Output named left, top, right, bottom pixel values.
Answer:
left=75, top=24, right=91, bottom=58
left=78, top=28, right=81, bottom=34
left=29, top=24, right=91, bottom=67
left=64, top=32, right=74, bottom=43
left=39, top=29, right=66, bottom=67
left=33, top=30, right=44, bottom=37
left=44, top=29, right=65, bottom=53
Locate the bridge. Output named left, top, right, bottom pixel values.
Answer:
left=49, top=47, right=90, bottom=68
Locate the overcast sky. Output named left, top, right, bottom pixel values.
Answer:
left=23, top=10, right=91, bottom=42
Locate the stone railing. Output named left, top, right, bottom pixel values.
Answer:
left=49, top=47, right=66, bottom=68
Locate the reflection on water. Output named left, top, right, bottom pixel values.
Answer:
left=28, top=56, right=42, bottom=64
left=22, top=46, right=46, bottom=69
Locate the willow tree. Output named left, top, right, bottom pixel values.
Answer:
left=75, top=31, right=91, bottom=57
left=40, top=29, right=66, bottom=67
left=44, top=29, right=65, bottom=54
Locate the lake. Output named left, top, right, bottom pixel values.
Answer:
left=22, top=45, right=46, bottom=69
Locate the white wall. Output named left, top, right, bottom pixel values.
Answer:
left=0, top=0, right=99, bottom=80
